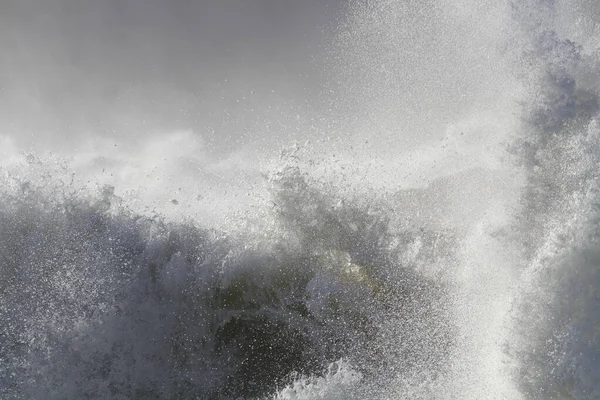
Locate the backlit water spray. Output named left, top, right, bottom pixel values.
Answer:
left=1, top=0, right=599, bottom=399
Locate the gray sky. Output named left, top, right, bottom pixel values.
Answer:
left=0, top=0, right=344, bottom=152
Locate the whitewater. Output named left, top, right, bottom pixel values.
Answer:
left=1, top=0, right=599, bottom=399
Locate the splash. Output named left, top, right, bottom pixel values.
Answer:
left=1, top=0, right=600, bottom=399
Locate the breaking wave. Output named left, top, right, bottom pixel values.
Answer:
left=1, top=0, right=600, bottom=399
left=0, top=161, right=453, bottom=399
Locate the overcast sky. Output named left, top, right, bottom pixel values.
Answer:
left=0, top=0, right=344, bottom=152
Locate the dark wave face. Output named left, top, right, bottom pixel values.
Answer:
left=1, top=0, right=600, bottom=399
left=0, top=166, right=453, bottom=399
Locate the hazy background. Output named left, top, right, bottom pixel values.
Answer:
left=0, top=0, right=524, bottom=223
left=0, top=0, right=344, bottom=154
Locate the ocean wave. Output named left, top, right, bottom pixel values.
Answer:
left=0, top=162, right=454, bottom=399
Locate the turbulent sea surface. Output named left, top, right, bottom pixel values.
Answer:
left=1, top=0, right=600, bottom=399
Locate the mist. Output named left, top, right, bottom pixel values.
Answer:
left=0, top=0, right=342, bottom=153
left=1, top=1, right=599, bottom=398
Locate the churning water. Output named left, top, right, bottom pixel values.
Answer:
left=1, top=0, right=599, bottom=399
